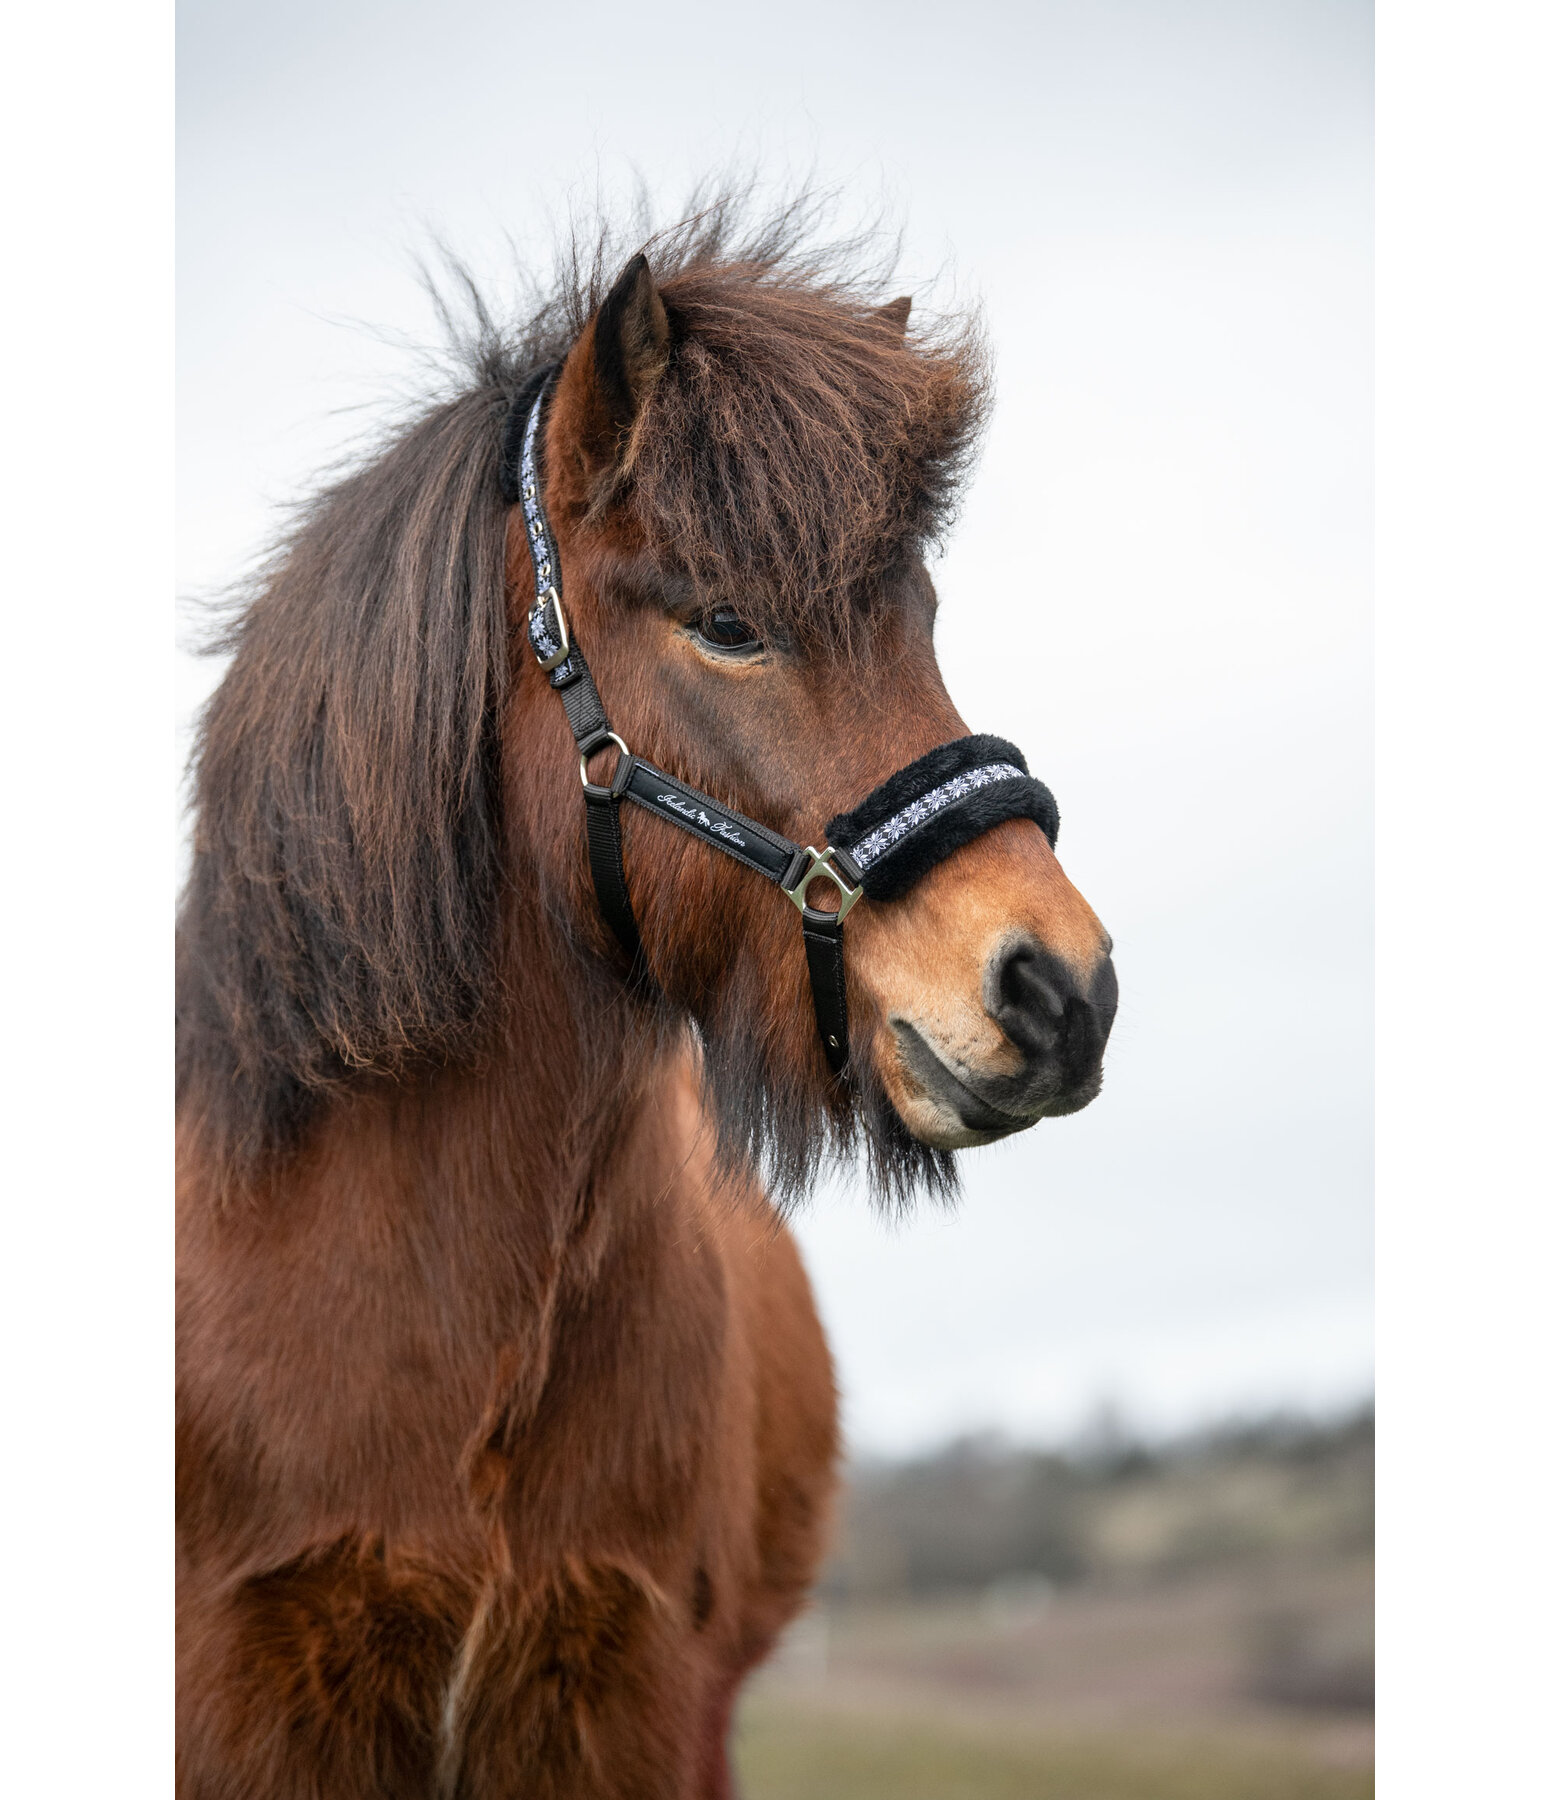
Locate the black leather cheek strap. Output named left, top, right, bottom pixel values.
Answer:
left=622, top=758, right=805, bottom=885
left=800, top=908, right=849, bottom=1074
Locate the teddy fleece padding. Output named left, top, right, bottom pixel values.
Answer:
left=824, top=734, right=1060, bottom=903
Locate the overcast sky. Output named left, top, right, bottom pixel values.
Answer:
left=178, top=0, right=1373, bottom=1455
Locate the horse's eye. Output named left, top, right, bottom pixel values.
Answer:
left=693, top=608, right=763, bottom=653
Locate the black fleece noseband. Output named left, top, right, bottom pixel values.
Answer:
left=503, top=377, right=1061, bottom=1075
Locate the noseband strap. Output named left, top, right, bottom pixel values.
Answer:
left=503, top=377, right=1061, bottom=1076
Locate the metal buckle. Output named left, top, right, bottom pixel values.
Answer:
left=532, top=591, right=571, bottom=672
left=578, top=731, right=631, bottom=791
left=783, top=846, right=864, bottom=921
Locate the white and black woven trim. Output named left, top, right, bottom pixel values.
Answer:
left=846, top=764, right=1026, bottom=870
left=518, top=389, right=554, bottom=592
left=528, top=594, right=567, bottom=666
left=511, top=378, right=578, bottom=685
left=824, top=733, right=1060, bottom=903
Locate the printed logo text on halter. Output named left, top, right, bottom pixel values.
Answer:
left=657, top=792, right=748, bottom=847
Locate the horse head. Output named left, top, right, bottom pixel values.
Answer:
left=502, top=252, right=1116, bottom=1191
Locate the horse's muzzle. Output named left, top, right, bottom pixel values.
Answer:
left=890, top=939, right=1118, bottom=1145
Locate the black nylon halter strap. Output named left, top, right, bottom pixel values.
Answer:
left=502, top=377, right=1061, bottom=1078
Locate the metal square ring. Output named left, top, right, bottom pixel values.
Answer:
left=783, top=846, right=864, bottom=920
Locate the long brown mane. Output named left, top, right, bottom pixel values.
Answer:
left=177, top=193, right=988, bottom=1195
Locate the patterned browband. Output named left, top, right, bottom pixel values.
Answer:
left=501, top=371, right=1061, bottom=1072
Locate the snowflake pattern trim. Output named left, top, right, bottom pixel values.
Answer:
left=519, top=387, right=574, bottom=680
left=847, top=764, right=1025, bottom=870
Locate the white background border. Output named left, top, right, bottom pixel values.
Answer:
left=1376, top=1, right=1548, bottom=1790
left=2, top=0, right=173, bottom=1787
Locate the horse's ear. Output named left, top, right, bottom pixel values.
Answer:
left=567, top=253, right=671, bottom=479
left=874, top=295, right=912, bottom=337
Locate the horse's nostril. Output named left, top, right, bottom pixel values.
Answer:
left=987, top=939, right=1118, bottom=1083
left=993, top=944, right=1070, bottom=1058
left=1004, top=957, right=1067, bottom=1023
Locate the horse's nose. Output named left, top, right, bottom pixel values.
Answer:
left=987, top=937, right=1118, bottom=1088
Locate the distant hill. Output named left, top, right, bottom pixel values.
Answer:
left=825, top=1405, right=1374, bottom=1597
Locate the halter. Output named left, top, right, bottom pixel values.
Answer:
left=501, top=373, right=1061, bottom=1074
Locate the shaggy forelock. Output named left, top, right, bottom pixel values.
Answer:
left=629, top=269, right=986, bottom=653
left=444, top=184, right=988, bottom=651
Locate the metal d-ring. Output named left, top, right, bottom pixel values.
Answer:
left=783, top=845, right=864, bottom=921
left=578, top=731, right=631, bottom=790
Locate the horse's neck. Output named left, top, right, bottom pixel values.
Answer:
left=354, top=947, right=686, bottom=1320
left=180, top=931, right=697, bottom=1545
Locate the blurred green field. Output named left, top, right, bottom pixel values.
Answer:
left=732, top=1414, right=1374, bottom=1798
left=736, top=1701, right=1373, bottom=1800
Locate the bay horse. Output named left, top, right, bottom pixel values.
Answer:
left=177, top=204, right=1117, bottom=1798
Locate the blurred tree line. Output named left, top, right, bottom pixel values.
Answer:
left=824, top=1405, right=1374, bottom=1599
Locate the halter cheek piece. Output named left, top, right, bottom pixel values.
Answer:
left=501, top=373, right=1061, bottom=1075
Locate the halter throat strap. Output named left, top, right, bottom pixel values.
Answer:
left=505, top=378, right=1060, bottom=1076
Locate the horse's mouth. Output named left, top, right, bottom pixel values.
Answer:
left=887, top=1018, right=1080, bottom=1149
